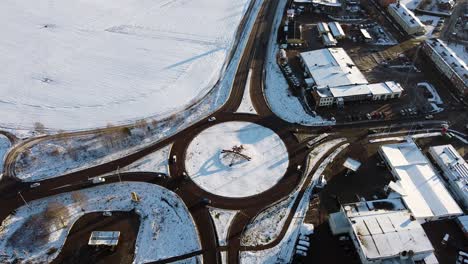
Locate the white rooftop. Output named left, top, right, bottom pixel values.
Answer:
left=368, top=82, right=404, bottom=95
left=388, top=4, right=425, bottom=30
left=301, top=48, right=368, bottom=89
left=343, top=157, right=362, bottom=171
left=317, top=22, right=330, bottom=33
left=426, top=39, right=468, bottom=88
left=328, top=22, right=345, bottom=37
left=380, top=141, right=463, bottom=219
left=88, top=231, right=120, bottom=246
left=344, top=200, right=434, bottom=260
left=329, top=84, right=371, bottom=97
left=360, top=28, right=372, bottom=39
left=312, top=0, right=342, bottom=7
left=429, top=145, right=468, bottom=208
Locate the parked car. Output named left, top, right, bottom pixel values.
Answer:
left=30, top=182, right=41, bottom=188
left=208, top=116, right=216, bottom=122
left=425, top=114, right=434, bottom=120
left=91, top=177, right=106, bottom=184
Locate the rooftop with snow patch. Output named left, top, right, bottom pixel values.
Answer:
left=300, top=48, right=368, bottom=89
left=425, top=39, right=468, bottom=88
left=380, top=141, right=463, bottom=220
left=343, top=200, right=434, bottom=261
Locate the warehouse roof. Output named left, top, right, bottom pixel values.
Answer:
left=388, top=4, right=425, bottom=30
left=300, top=48, right=368, bottom=89
left=368, top=82, right=404, bottom=95
left=380, top=141, right=463, bottom=219
left=344, top=200, right=434, bottom=260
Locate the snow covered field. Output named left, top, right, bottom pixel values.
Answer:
left=242, top=194, right=296, bottom=246
left=209, top=208, right=238, bottom=246
left=185, top=121, right=289, bottom=197
left=0, top=182, right=200, bottom=264
left=120, top=144, right=171, bottom=175
left=0, top=0, right=252, bottom=131
left=236, top=69, right=258, bottom=114
left=0, top=135, right=11, bottom=174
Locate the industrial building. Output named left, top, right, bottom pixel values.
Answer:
left=329, top=199, right=438, bottom=264
left=387, top=3, right=426, bottom=35
left=328, top=22, right=346, bottom=40
left=429, top=144, right=468, bottom=210
left=322, top=32, right=338, bottom=46
left=379, top=141, right=463, bottom=222
left=317, top=22, right=330, bottom=36
left=422, top=39, right=468, bottom=96
left=299, top=48, right=403, bottom=107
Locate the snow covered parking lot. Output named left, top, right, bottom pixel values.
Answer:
left=0, top=0, right=252, bottom=131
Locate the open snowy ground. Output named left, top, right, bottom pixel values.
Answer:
left=0, top=182, right=200, bottom=264
left=185, top=121, right=289, bottom=197
left=0, top=0, right=252, bottom=131
left=120, top=144, right=172, bottom=175
left=209, top=208, right=238, bottom=246
left=0, top=135, right=11, bottom=175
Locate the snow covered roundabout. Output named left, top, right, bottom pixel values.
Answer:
left=185, top=121, right=289, bottom=198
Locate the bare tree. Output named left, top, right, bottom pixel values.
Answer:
left=71, top=191, right=87, bottom=211
left=33, top=122, right=46, bottom=133
left=44, top=201, right=69, bottom=229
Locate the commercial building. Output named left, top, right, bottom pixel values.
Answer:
left=322, top=32, right=338, bottom=46
left=299, top=48, right=403, bottom=107
left=328, top=22, right=346, bottom=39
left=360, top=28, right=373, bottom=42
left=387, top=3, right=426, bottom=35
left=379, top=141, right=463, bottom=222
left=293, top=0, right=342, bottom=13
left=317, top=22, right=330, bottom=36
left=422, top=39, right=468, bottom=96
left=329, top=199, right=437, bottom=264
left=429, top=144, right=468, bottom=210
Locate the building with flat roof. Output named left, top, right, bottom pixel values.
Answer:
left=329, top=199, right=437, bottom=264
left=429, top=144, right=468, bottom=210
left=360, top=28, right=373, bottom=42
left=387, top=3, right=426, bottom=35
left=422, top=39, right=468, bottom=96
left=88, top=231, right=120, bottom=247
left=328, top=22, right=346, bottom=40
left=299, top=48, right=403, bottom=107
left=379, top=141, right=463, bottom=222
left=322, top=32, right=338, bottom=47
left=317, top=22, right=330, bottom=36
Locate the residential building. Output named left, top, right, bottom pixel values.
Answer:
left=429, top=145, right=468, bottom=210
left=387, top=3, right=426, bottom=35
left=379, top=141, right=463, bottom=222
left=422, top=39, right=468, bottom=96
left=329, top=199, right=437, bottom=264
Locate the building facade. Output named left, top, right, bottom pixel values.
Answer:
left=387, top=3, right=426, bottom=35
left=422, top=39, right=468, bottom=96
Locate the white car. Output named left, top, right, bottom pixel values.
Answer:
left=208, top=117, right=216, bottom=122
left=91, top=177, right=106, bottom=184
left=30, top=182, right=41, bottom=188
